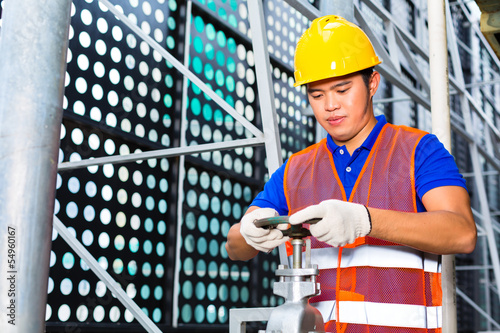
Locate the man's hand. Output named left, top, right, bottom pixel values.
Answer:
left=240, top=208, right=290, bottom=253
left=288, top=199, right=371, bottom=247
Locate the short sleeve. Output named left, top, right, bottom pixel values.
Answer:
left=249, top=161, right=289, bottom=216
left=415, top=134, right=467, bottom=204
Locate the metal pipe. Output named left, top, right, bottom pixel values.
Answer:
left=291, top=239, right=304, bottom=269
left=58, top=137, right=265, bottom=171
left=427, top=0, right=456, bottom=331
left=0, top=0, right=72, bottom=332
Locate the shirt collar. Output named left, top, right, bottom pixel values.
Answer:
left=326, top=114, right=387, bottom=153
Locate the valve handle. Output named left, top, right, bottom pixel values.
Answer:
left=254, top=216, right=321, bottom=239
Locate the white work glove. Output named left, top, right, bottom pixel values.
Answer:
left=240, top=208, right=290, bottom=253
left=288, top=200, right=372, bottom=247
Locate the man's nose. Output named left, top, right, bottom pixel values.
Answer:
left=324, top=93, right=340, bottom=111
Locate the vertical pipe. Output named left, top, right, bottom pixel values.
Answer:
left=427, top=1, right=456, bottom=332
left=291, top=239, right=304, bottom=269
left=0, top=0, right=71, bottom=332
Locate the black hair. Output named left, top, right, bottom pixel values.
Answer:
left=359, top=67, right=374, bottom=89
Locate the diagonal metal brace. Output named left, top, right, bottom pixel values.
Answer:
left=53, top=216, right=162, bottom=333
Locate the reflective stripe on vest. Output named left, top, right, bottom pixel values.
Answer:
left=301, top=245, right=441, bottom=272
left=284, top=124, right=441, bottom=330
left=312, top=300, right=442, bottom=329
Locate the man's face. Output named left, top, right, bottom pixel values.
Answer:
left=307, top=71, right=379, bottom=150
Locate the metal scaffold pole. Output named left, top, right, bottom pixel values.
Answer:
left=0, top=0, right=72, bottom=332
left=427, top=0, right=456, bottom=332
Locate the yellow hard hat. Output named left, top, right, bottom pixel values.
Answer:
left=293, top=15, right=382, bottom=87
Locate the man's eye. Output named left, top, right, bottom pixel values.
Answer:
left=337, top=89, right=348, bottom=94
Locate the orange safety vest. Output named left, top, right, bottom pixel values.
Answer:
left=284, top=124, right=442, bottom=332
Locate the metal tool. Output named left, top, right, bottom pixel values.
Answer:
left=254, top=216, right=321, bottom=238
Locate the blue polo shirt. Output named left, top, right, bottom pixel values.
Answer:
left=251, top=115, right=467, bottom=214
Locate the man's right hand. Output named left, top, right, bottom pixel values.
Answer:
left=239, top=208, right=289, bottom=253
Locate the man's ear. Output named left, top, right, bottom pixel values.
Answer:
left=369, top=71, right=381, bottom=97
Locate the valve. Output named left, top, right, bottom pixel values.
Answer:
left=253, top=216, right=325, bottom=333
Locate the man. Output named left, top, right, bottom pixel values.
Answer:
left=226, top=15, right=476, bottom=331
